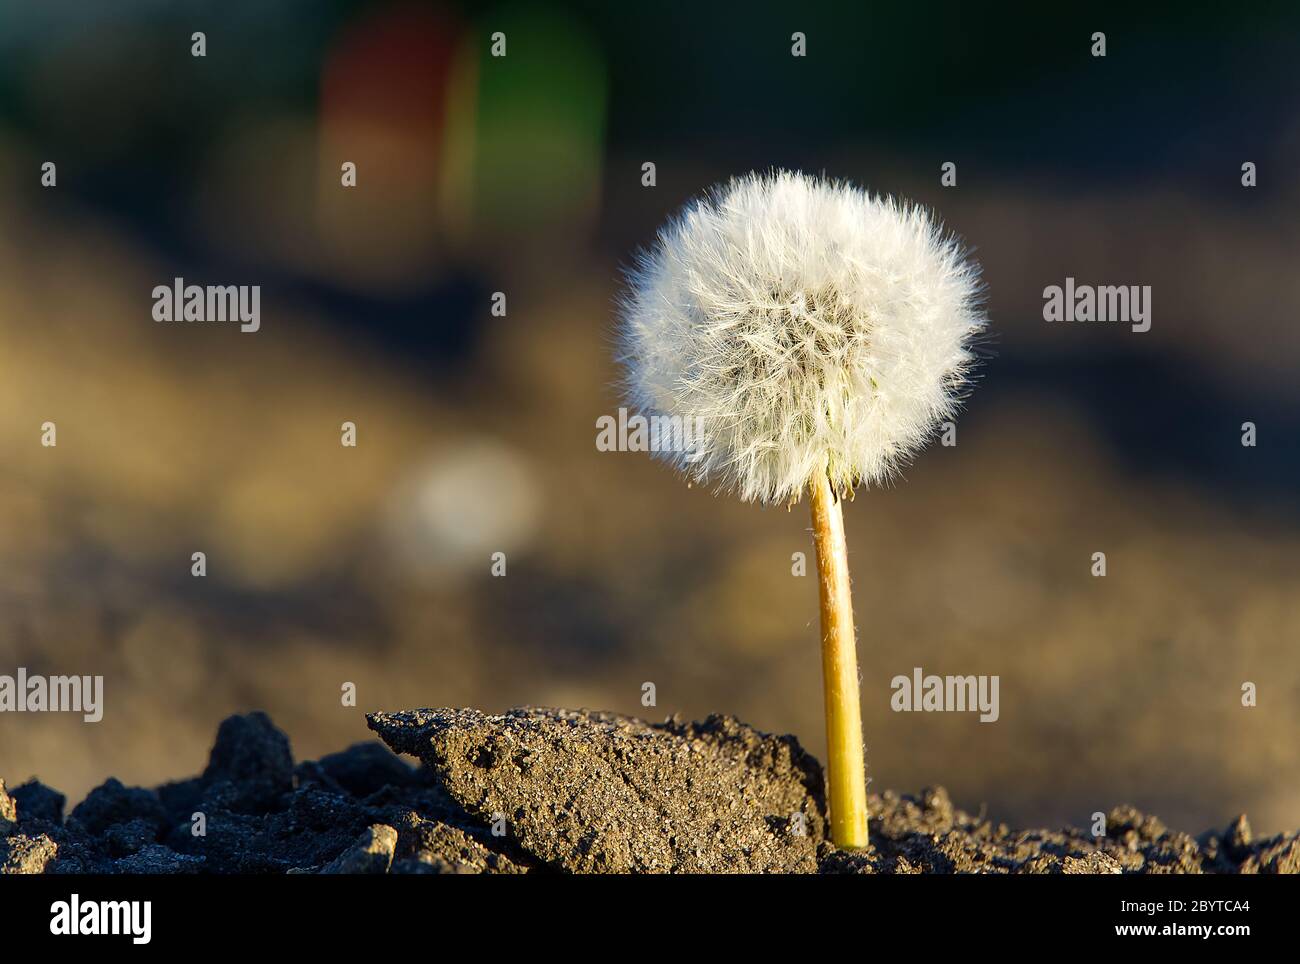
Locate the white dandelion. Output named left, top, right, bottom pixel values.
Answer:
left=616, top=170, right=988, bottom=848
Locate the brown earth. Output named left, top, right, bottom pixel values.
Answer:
left=4, top=708, right=1297, bottom=874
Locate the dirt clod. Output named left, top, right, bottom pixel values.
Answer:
left=0, top=779, right=16, bottom=836
left=367, top=707, right=825, bottom=873
left=10, top=781, right=65, bottom=826
left=2, top=833, right=58, bottom=874
left=318, top=824, right=398, bottom=874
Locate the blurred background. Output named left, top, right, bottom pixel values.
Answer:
left=0, top=1, right=1298, bottom=836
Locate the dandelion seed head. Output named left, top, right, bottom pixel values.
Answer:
left=617, top=170, right=987, bottom=504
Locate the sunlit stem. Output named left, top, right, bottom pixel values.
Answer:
left=809, top=470, right=870, bottom=849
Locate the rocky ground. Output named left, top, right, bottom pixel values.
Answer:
left=2, top=707, right=1297, bottom=874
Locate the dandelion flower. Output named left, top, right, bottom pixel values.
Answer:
left=617, top=170, right=988, bottom=847
left=618, top=169, right=985, bottom=505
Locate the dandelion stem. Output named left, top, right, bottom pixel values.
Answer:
left=809, top=470, right=869, bottom=849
